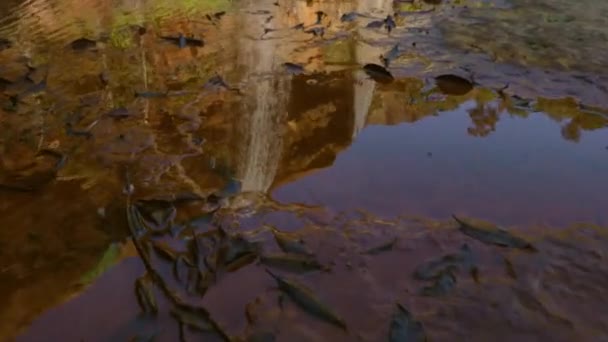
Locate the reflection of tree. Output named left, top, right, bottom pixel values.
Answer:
left=467, top=102, right=499, bottom=137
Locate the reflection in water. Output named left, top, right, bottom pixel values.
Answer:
left=1, top=0, right=608, bottom=340
left=236, top=2, right=289, bottom=194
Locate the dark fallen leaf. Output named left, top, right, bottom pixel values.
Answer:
left=434, top=74, right=473, bottom=96
left=271, top=229, right=311, bottom=255
left=413, top=244, right=476, bottom=280
left=247, top=10, right=271, bottom=15
left=304, top=27, right=324, bottom=37
left=389, top=304, right=426, bottom=342
left=385, top=15, right=396, bottom=33
left=453, top=215, right=535, bottom=250
left=292, top=23, right=305, bottom=30
left=420, top=267, right=457, bottom=296
left=381, top=44, right=400, bottom=67
left=283, top=62, right=305, bottom=75
left=214, top=11, right=226, bottom=20
left=135, top=91, right=168, bottom=98
left=225, top=252, right=258, bottom=272
left=70, top=38, right=97, bottom=51
left=0, top=38, right=12, bottom=51
left=204, top=74, right=240, bottom=93
left=315, top=11, right=326, bottom=24
left=423, top=0, right=442, bottom=4
left=363, top=237, right=398, bottom=255
left=265, top=269, right=346, bottom=329
left=366, top=20, right=385, bottom=28
left=340, top=12, right=359, bottom=22
left=260, top=253, right=323, bottom=273
left=160, top=35, right=204, bottom=48
left=135, top=274, right=158, bottom=314
left=105, top=107, right=131, bottom=118
left=363, top=63, right=394, bottom=84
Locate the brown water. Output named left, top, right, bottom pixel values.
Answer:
left=1, top=0, right=608, bottom=341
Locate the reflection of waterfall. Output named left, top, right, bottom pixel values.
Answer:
left=352, top=0, right=393, bottom=139
left=236, top=3, right=290, bottom=193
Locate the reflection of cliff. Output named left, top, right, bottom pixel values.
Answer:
left=235, top=2, right=290, bottom=193
left=272, top=72, right=355, bottom=188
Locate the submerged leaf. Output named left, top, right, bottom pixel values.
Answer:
left=363, top=237, right=398, bottom=255
left=434, top=74, right=473, bottom=96
left=171, top=305, right=215, bottom=331
left=389, top=304, right=426, bottom=342
left=265, top=269, right=346, bottom=329
left=260, top=253, right=323, bottom=273
left=453, top=215, right=535, bottom=250
left=363, top=64, right=394, bottom=84
left=135, top=274, right=158, bottom=314
left=271, top=229, right=311, bottom=256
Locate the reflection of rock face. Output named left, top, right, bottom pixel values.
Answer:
left=236, top=3, right=290, bottom=193
left=353, top=0, right=393, bottom=139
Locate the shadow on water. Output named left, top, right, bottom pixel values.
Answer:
left=1, top=0, right=608, bottom=340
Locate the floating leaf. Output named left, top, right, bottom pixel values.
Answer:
left=135, top=274, right=158, bottom=314
left=265, top=269, right=346, bottom=329
left=363, top=237, right=398, bottom=255
left=366, top=20, right=384, bottom=28
left=453, top=215, right=535, bottom=250
left=260, top=253, right=323, bottom=273
left=434, top=74, right=473, bottom=96
left=70, top=38, right=97, bottom=51
left=389, top=304, right=426, bottom=342
left=340, top=12, right=360, bottom=22
left=381, top=44, right=401, bottom=67
left=271, top=229, right=311, bottom=256
left=283, top=63, right=305, bottom=75
left=363, top=64, right=394, bottom=84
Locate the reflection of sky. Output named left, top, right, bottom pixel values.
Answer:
left=274, top=102, right=608, bottom=226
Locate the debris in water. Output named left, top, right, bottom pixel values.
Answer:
left=366, top=20, right=384, bottom=28
left=135, top=274, right=158, bottom=314
left=265, top=269, right=347, bottom=329
left=434, top=74, right=474, bottom=96
left=381, top=44, right=401, bottom=67
left=385, top=15, right=396, bottom=33
left=389, top=304, right=426, bottom=342
left=420, top=267, right=457, bottom=296
left=70, top=38, right=97, bottom=51
left=363, top=63, right=394, bottom=84
left=160, top=34, right=204, bottom=48
left=340, top=12, right=359, bottom=22
left=283, top=62, right=305, bottom=75
left=271, top=228, right=312, bottom=256
left=413, top=244, right=477, bottom=281
left=363, top=237, right=398, bottom=255
left=304, top=27, right=325, bottom=37
left=453, top=215, right=535, bottom=250
left=260, top=253, right=324, bottom=273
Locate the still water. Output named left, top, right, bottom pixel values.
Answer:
left=1, top=0, right=607, bottom=341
